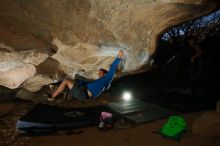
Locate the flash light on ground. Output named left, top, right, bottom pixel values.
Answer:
left=122, top=91, right=132, bottom=101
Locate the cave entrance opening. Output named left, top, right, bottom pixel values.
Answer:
left=109, top=9, right=220, bottom=112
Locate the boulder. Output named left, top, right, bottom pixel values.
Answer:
left=192, top=111, right=220, bottom=137
left=15, top=88, right=48, bottom=103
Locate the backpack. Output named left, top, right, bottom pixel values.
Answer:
left=160, top=116, right=186, bottom=141
left=98, top=112, right=114, bottom=131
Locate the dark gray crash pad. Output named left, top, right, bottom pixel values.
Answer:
left=107, top=99, right=175, bottom=123
left=125, top=102, right=175, bottom=124
left=107, top=99, right=147, bottom=115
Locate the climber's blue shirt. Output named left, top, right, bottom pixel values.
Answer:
left=87, top=57, right=121, bottom=98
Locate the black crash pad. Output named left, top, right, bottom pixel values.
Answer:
left=17, top=104, right=107, bottom=133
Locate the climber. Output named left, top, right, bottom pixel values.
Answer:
left=48, top=49, right=124, bottom=101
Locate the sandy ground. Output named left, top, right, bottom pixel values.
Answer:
left=0, top=97, right=220, bottom=146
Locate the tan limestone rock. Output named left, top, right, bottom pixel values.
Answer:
left=0, top=0, right=219, bottom=91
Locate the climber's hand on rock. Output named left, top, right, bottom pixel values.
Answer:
left=117, top=49, right=124, bottom=58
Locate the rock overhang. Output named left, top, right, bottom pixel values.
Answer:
left=0, top=0, right=219, bottom=91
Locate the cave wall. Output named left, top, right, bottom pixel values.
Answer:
left=0, top=0, right=219, bottom=91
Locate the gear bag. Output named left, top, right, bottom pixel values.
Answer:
left=160, top=116, right=186, bottom=141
